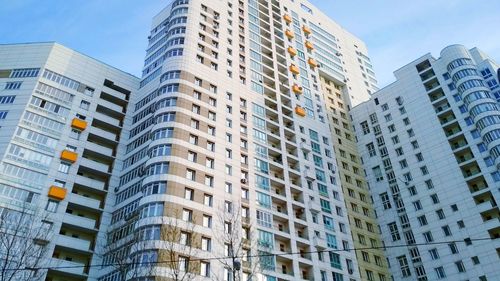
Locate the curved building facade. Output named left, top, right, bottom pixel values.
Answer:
left=353, top=45, right=500, bottom=281
left=441, top=45, right=500, bottom=169
left=97, top=0, right=389, bottom=281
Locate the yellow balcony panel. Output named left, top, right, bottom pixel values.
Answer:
left=48, top=186, right=67, bottom=200
left=302, top=26, right=312, bottom=35
left=71, top=118, right=87, bottom=131
left=308, top=58, right=318, bottom=68
left=305, top=41, right=314, bottom=50
left=61, top=150, right=78, bottom=163
left=289, top=64, right=300, bottom=75
left=287, top=47, right=297, bottom=57
left=283, top=14, right=292, bottom=23
left=285, top=30, right=294, bottom=39
left=292, top=84, right=303, bottom=94
left=295, top=106, right=306, bottom=117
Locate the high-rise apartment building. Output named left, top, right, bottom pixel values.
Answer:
left=0, top=42, right=138, bottom=281
left=98, top=0, right=389, bottom=280
left=311, top=14, right=391, bottom=281
left=352, top=45, right=500, bottom=281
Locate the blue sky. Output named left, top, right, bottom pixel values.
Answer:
left=0, top=0, right=499, bottom=87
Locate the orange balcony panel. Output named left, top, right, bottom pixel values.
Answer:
left=71, top=118, right=87, bottom=131
left=292, top=84, right=303, bottom=94
left=289, top=64, right=300, bottom=75
left=295, top=106, right=306, bottom=117
left=308, top=58, right=318, bottom=68
left=283, top=14, right=292, bottom=23
left=302, top=26, right=312, bottom=35
left=285, top=30, right=294, bottom=39
left=60, top=150, right=78, bottom=163
left=48, top=186, right=67, bottom=200
left=305, top=41, right=314, bottom=50
left=287, top=47, right=297, bottom=57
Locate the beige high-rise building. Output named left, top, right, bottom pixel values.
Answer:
left=97, top=0, right=389, bottom=280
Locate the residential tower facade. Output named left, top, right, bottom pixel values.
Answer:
left=98, top=0, right=386, bottom=280
left=352, top=45, right=500, bottom=281
left=0, top=42, right=138, bottom=281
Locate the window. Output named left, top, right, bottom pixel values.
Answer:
left=206, top=158, right=214, bottom=169
left=366, top=143, right=376, bottom=157
left=182, top=209, right=193, bottom=222
left=0, top=95, right=15, bottom=104
left=197, top=261, right=210, bottom=277
left=58, top=162, right=71, bottom=174
left=180, top=232, right=191, bottom=245
left=423, top=231, right=433, bottom=242
left=188, top=151, right=197, bottom=162
left=442, top=225, right=451, bottom=236
left=471, top=256, right=480, bottom=265
left=434, top=266, right=446, bottom=279
left=429, top=248, right=439, bottom=260
left=397, top=256, right=411, bottom=277
left=186, top=169, right=196, bottom=180
left=417, top=215, right=428, bottom=226
left=179, top=256, right=189, bottom=272
left=380, top=193, right=391, bottom=209
left=184, top=188, right=194, bottom=200
left=0, top=110, right=8, bottom=119
left=140, top=202, right=164, bottom=218
left=205, top=175, right=214, bottom=187
left=189, top=134, right=198, bottom=145
left=80, top=100, right=90, bottom=110
left=449, top=242, right=459, bottom=254
left=203, top=194, right=213, bottom=207
left=45, top=199, right=59, bottom=212
left=202, top=215, right=212, bottom=228
left=388, top=222, right=400, bottom=241
left=430, top=193, right=440, bottom=204
left=360, top=121, right=370, bottom=134
left=455, top=260, right=466, bottom=273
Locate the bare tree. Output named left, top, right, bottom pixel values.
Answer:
left=99, top=207, right=200, bottom=281
left=0, top=204, right=52, bottom=281
left=98, top=209, right=155, bottom=281
left=212, top=201, right=260, bottom=281
left=160, top=207, right=200, bottom=281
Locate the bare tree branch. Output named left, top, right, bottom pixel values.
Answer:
left=211, top=201, right=260, bottom=281
left=0, top=203, right=52, bottom=281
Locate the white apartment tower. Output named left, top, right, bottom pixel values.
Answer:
left=0, top=42, right=139, bottom=281
left=98, top=0, right=387, bottom=281
left=352, top=45, right=500, bottom=281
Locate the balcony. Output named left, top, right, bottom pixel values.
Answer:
left=89, top=127, right=118, bottom=142
left=60, top=150, right=78, bottom=163
left=50, top=258, right=87, bottom=276
left=74, top=175, right=106, bottom=191
left=56, top=234, right=92, bottom=252
left=98, top=99, right=124, bottom=114
left=477, top=200, right=497, bottom=214
left=93, top=112, right=121, bottom=127
left=62, top=213, right=97, bottom=230
left=68, top=193, right=101, bottom=210
left=102, top=87, right=127, bottom=101
left=85, top=142, right=114, bottom=157
left=71, top=118, right=88, bottom=131
left=80, top=158, right=110, bottom=174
